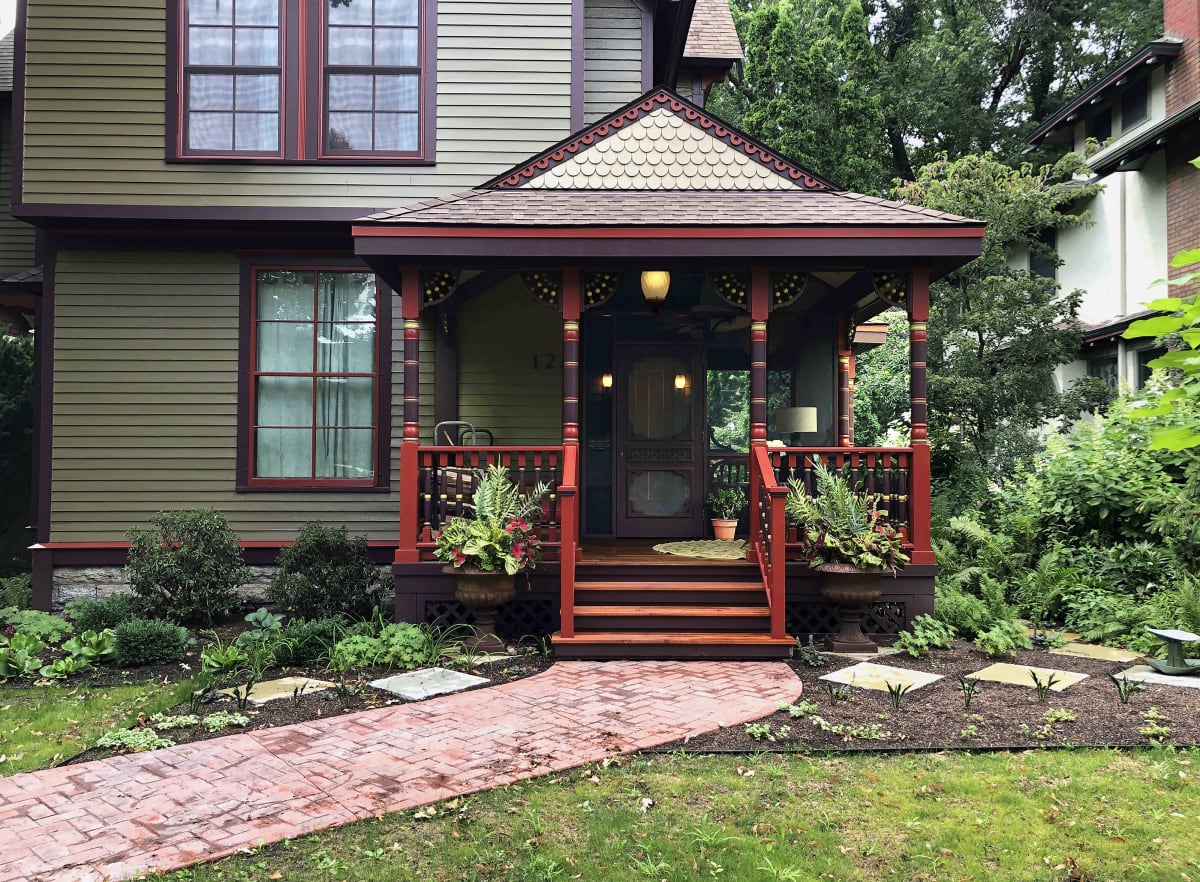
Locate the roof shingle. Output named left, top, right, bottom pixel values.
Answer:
left=684, top=0, right=743, bottom=61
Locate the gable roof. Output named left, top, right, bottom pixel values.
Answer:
left=486, top=89, right=839, bottom=192
left=684, top=0, right=743, bottom=62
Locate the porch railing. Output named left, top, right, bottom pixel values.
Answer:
left=411, top=446, right=566, bottom=561
left=749, top=445, right=789, bottom=640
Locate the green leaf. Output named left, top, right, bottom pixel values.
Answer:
left=1149, top=351, right=1200, bottom=370
left=1169, top=249, right=1200, bottom=269
left=1148, top=426, right=1200, bottom=452
left=1181, top=328, right=1200, bottom=348
left=1124, top=315, right=1185, bottom=339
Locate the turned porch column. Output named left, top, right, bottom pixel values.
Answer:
left=396, top=266, right=422, bottom=564
left=747, top=267, right=769, bottom=559
left=909, top=268, right=934, bottom=565
left=559, top=268, right=581, bottom=637
left=837, top=313, right=853, bottom=447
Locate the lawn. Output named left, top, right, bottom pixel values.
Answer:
left=152, top=749, right=1199, bottom=882
left=0, top=676, right=200, bottom=775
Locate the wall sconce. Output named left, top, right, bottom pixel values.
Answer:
left=674, top=373, right=687, bottom=391
left=641, top=270, right=670, bottom=313
left=776, top=406, right=818, bottom=445
left=601, top=372, right=613, bottom=390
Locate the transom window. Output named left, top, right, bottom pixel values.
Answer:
left=250, top=269, right=381, bottom=484
left=172, top=0, right=433, bottom=161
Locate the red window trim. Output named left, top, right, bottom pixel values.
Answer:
left=167, top=1, right=437, bottom=164
left=237, top=259, right=393, bottom=492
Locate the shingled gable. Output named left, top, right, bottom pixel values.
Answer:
left=485, top=89, right=839, bottom=192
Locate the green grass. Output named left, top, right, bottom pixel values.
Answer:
left=0, top=675, right=201, bottom=775
left=151, top=749, right=1200, bottom=882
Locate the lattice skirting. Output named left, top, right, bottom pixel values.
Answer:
left=423, top=596, right=560, bottom=640
left=786, top=601, right=908, bottom=639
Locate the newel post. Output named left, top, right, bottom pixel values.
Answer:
left=396, top=266, right=421, bottom=564
left=559, top=267, right=581, bottom=637
left=837, top=313, right=853, bottom=447
left=747, top=267, right=770, bottom=562
left=909, top=269, right=934, bottom=566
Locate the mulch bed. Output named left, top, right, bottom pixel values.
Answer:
left=668, top=641, right=1200, bottom=752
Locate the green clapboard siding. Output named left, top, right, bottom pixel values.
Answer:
left=457, top=277, right=562, bottom=446
left=584, top=0, right=643, bottom=124
left=21, top=0, right=588, bottom=208
left=0, top=99, right=37, bottom=275
left=50, top=250, right=406, bottom=542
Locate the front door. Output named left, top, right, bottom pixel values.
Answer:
left=614, top=343, right=705, bottom=537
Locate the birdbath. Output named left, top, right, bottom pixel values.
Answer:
left=1145, top=627, right=1200, bottom=676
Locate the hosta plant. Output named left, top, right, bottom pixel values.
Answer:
left=39, top=656, right=91, bottom=680
left=433, top=465, right=549, bottom=575
left=62, top=629, right=116, bottom=664
left=785, top=466, right=909, bottom=573
left=0, top=632, right=46, bottom=677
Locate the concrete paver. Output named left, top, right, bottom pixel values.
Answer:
left=0, top=660, right=800, bottom=882
left=370, top=667, right=489, bottom=700
left=820, top=661, right=942, bottom=692
left=1118, top=664, right=1200, bottom=690
left=968, top=662, right=1088, bottom=691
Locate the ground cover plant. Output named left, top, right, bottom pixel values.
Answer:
left=150, top=749, right=1198, bottom=882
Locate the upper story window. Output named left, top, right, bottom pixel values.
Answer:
left=1121, top=79, right=1149, bottom=132
left=171, top=0, right=434, bottom=162
left=1088, top=107, right=1112, bottom=145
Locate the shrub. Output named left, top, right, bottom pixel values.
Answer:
left=65, top=593, right=144, bottom=634
left=96, top=728, right=175, bottom=752
left=112, top=618, right=191, bottom=667
left=275, top=617, right=345, bottom=666
left=0, top=607, right=73, bottom=643
left=893, top=614, right=956, bottom=658
left=0, top=574, right=32, bottom=609
left=329, top=623, right=432, bottom=672
left=268, top=523, right=388, bottom=621
left=126, top=509, right=250, bottom=625
left=975, top=619, right=1031, bottom=658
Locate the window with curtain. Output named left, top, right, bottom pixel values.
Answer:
left=251, top=269, right=379, bottom=483
left=172, top=0, right=431, bottom=160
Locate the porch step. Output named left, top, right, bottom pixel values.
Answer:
left=573, top=604, right=770, bottom=632
left=552, top=631, right=796, bottom=660
left=575, top=580, right=764, bottom=605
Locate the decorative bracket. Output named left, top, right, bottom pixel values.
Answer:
left=771, top=271, right=809, bottom=310
left=872, top=272, right=909, bottom=311
left=711, top=272, right=750, bottom=311
left=520, top=271, right=564, bottom=309
left=583, top=271, right=620, bottom=310
left=421, top=270, right=461, bottom=307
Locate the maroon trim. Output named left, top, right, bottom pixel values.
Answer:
left=570, top=0, right=584, bottom=131
left=32, top=542, right=400, bottom=572
left=33, top=251, right=54, bottom=544
left=484, top=88, right=841, bottom=192
left=15, top=203, right=372, bottom=225
left=357, top=225, right=984, bottom=240
left=164, top=0, right=436, bottom=163
left=236, top=257, right=392, bottom=492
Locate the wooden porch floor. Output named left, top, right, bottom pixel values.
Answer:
left=578, top=538, right=756, bottom=567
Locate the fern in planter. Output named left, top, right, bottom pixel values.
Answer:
left=785, top=466, right=909, bottom=573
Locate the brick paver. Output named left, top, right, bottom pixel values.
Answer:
left=0, top=660, right=800, bottom=882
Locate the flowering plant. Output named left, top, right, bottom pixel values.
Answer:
left=432, top=465, right=549, bottom=575
left=784, top=465, right=909, bottom=573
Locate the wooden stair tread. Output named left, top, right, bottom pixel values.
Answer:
left=575, top=581, right=763, bottom=592
left=575, top=605, right=769, bottom=617
left=552, top=631, right=794, bottom=646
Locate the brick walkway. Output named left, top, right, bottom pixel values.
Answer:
left=0, top=660, right=800, bottom=882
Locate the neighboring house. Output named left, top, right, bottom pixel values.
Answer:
left=16, top=0, right=983, bottom=657
left=0, top=29, right=39, bottom=336
left=1027, top=0, right=1200, bottom=396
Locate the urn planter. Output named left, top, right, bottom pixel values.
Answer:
left=447, top=567, right=516, bottom=653
left=816, top=562, right=883, bottom=653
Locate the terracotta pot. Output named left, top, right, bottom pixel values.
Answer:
left=446, top=567, right=516, bottom=653
left=712, top=518, right=738, bottom=541
left=816, top=562, right=883, bottom=653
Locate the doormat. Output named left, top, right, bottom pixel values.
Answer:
left=652, top=540, right=748, bottom=560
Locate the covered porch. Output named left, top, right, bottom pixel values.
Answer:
left=354, top=90, right=984, bottom=658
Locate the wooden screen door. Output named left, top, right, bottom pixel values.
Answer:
left=614, top=343, right=705, bottom=537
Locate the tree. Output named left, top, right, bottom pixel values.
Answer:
left=0, top=334, right=34, bottom=574
left=852, top=310, right=910, bottom=446
left=714, top=0, right=1164, bottom=183
left=892, top=152, right=1102, bottom=498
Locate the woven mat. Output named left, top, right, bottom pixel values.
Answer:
left=652, top=540, right=748, bottom=560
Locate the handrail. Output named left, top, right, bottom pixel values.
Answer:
left=558, top=444, right=579, bottom=639
left=751, top=445, right=789, bottom=640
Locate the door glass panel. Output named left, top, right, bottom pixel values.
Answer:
left=627, top=470, right=690, bottom=518
left=628, top=356, right=691, bottom=441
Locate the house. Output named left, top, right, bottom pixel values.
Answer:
left=1026, top=0, right=1200, bottom=395
left=16, top=0, right=983, bottom=657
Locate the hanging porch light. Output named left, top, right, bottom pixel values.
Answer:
left=640, top=270, right=670, bottom=313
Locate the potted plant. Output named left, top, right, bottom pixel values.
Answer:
left=785, top=465, right=909, bottom=652
left=706, top=486, right=748, bottom=541
left=432, top=464, right=549, bottom=652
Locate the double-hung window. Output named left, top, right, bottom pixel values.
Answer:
left=172, top=0, right=432, bottom=161
left=246, top=267, right=387, bottom=488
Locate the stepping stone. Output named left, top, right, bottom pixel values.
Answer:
left=968, top=663, right=1087, bottom=691
left=219, top=676, right=335, bottom=705
left=1119, top=665, right=1200, bottom=690
left=824, top=646, right=903, bottom=662
left=819, top=662, right=942, bottom=693
left=1050, top=643, right=1142, bottom=663
left=370, top=667, right=489, bottom=700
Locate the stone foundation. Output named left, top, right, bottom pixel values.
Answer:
left=51, top=566, right=275, bottom=609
